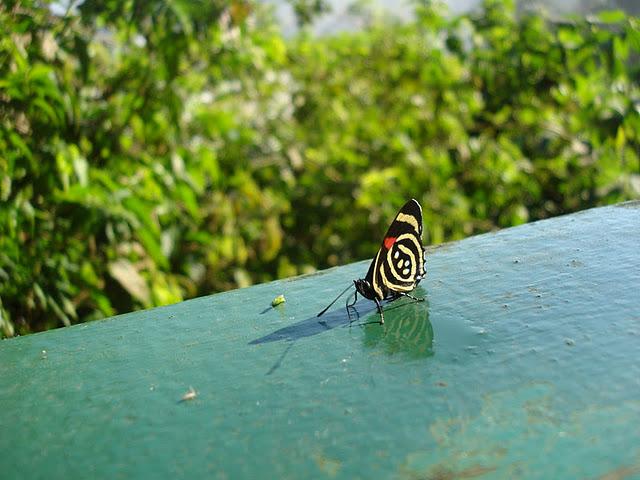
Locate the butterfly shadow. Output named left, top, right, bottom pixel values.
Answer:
left=248, top=300, right=378, bottom=347
left=249, top=291, right=430, bottom=375
left=249, top=303, right=373, bottom=376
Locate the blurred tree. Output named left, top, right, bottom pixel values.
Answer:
left=287, top=0, right=332, bottom=27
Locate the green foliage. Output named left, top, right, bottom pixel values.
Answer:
left=287, top=0, right=332, bottom=27
left=1, top=0, right=638, bottom=337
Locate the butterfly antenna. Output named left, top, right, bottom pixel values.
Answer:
left=317, top=283, right=353, bottom=317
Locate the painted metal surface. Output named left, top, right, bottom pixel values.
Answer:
left=1, top=202, right=639, bottom=479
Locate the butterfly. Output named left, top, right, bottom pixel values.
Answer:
left=317, top=199, right=426, bottom=324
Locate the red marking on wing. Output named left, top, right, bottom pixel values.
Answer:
left=383, top=236, right=396, bottom=250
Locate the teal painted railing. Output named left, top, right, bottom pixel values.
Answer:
left=1, top=202, right=639, bottom=479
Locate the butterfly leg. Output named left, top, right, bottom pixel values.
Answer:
left=345, top=291, right=359, bottom=324
left=399, top=292, right=424, bottom=302
left=374, top=298, right=384, bottom=325
left=346, top=304, right=359, bottom=324
left=346, top=290, right=358, bottom=308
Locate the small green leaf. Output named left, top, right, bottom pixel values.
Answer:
left=271, top=294, right=286, bottom=307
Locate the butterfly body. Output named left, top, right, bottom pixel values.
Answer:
left=352, top=199, right=426, bottom=324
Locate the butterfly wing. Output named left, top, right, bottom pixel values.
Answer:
left=364, top=199, right=425, bottom=300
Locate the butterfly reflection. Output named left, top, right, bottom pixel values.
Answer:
left=362, top=297, right=433, bottom=359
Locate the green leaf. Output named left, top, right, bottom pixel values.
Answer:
left=596, top=10, right=626, bottom=24
left=108, top=259, right=151, bottom=305
left=137, top=228, right=169, bottom=270
left=48, top=295, right=71, bottom=327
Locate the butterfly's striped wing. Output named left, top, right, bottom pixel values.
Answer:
left=364, top=199, right=425, bottom=300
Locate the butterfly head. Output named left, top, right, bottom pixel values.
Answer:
left=353, top=278, right=376, bottom=300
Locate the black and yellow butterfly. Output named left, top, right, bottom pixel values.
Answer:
left=318, top=199, right=426, bottom=324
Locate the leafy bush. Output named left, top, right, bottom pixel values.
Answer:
left=1, top=0, right=638, bottom=337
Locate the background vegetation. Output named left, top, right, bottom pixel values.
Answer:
left=1, top=0, right=638, bottom=337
